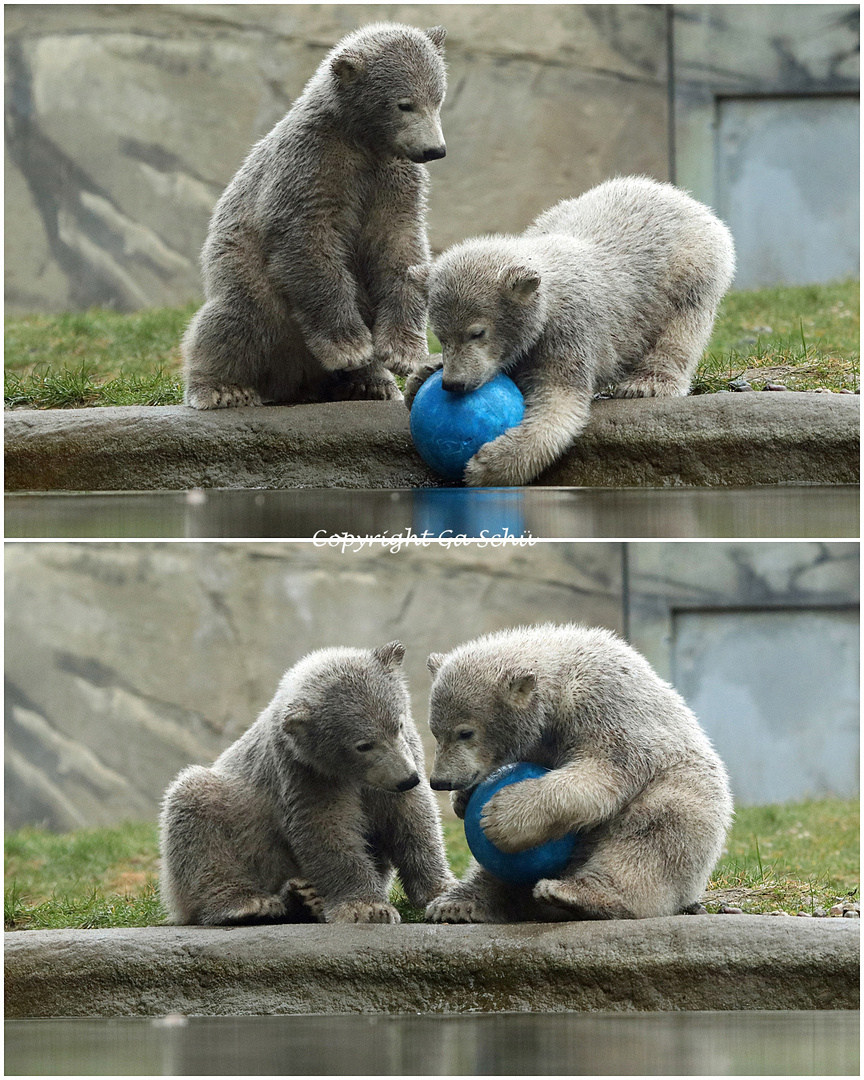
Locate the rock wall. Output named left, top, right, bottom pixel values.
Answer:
left=4, top=4, right=668, bottom=312
left=4, top=542, right=858, bottom=831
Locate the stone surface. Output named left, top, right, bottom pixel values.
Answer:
left=5, top=542, right=857, bottom=829
left=4, top=918, right=859, bottom=1017
left=4, top=4, right=667, bottom=313
left=5, top=393, right=859, bottom=492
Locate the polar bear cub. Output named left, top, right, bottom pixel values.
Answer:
left=160, top=642, right=454, bottom=924
left=424, top=623, right=733, bottom=922
left=183, top=22, right=447, bottom=410
left=406, top=177, right=735, bottom=486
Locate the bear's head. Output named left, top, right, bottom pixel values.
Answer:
left=274, top=643, right=421, bottom=792
left=425, top=650, right=542, bottom=791
left=329, top=23, right=447, bottom=163
left=425, top=242, right=548, bottom=393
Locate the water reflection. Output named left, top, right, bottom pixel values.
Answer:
left=4, top=486, right=859, bottom=539
left=5, top=1010, right=858, bottom=1076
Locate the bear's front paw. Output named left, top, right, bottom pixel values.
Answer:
left=326, top=900, right=401, bottom=924
left=404, top=357, right=444, bottom=410
left=450, top=787, right=474, bottom=820
left=481, top=781, right=552, bottom=852
left=425, top=895, right=492, bottom=923
left=373, top=327, right=429, bottom=377
left=313, top=330, right=375, bottom=373
left=187, top=384, right=262, bottom=410
left=330, top=367, right=403, bottom=402
left=463, top=435, right=528, bottom=488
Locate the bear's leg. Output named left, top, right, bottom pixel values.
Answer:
left=372, top=784, right=457, bottom=909
left=533, top=797, right=709, bottom=920
left=160, top=766, right=293, bottom=925
left=533, top=871, right=639, bottom=920
left=464, top=378, right=594, bottom=487
left=182, top=299, right=272, bottom=410
left=613, top=306, right=717, bottom=399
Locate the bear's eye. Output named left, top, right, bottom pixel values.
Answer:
left=356, top=741, right=375, bottom=753
left=397, top=102, right=414, bottom=112
left=467, top=328, right=486, bottom=340
left=456, top=729, right=474, bottom=741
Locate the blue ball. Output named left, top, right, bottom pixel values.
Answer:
left=463, top=762, right=579, bottom=885
left=410, top=370, right=525, bottom=481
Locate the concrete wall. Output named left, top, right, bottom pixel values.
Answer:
left=4, top=4, right=668, bottom=313
left=673, top=4, right=859, bottom=288
left=6, top=5, right=859, bottom=312
left=4, top=542, right=858, bottom=831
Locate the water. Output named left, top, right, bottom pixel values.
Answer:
left=4, top=1011, right=858, bottom=1075
left=4, top=485, right=859, bottom=539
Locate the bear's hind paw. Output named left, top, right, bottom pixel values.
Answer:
left=425, top=896, right=491, bottom=923
left=285, top=878, right=326, bottom=922
left=187, top=384, right=262, bottom=410
left=220, top=893, right=287, bottom=923
left=327, top=899, right=401, bottom=924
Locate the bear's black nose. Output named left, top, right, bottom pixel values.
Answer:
left=441, top=378, right=470, bottom=394
left=421, top=145, right=446, bottom=162
left=397, top=773, right=420, bottom=792
left=429, top=777, right=455, bottom=791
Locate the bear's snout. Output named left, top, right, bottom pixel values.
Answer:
left=420, top=145, right=446, bottom=162
left=396, top=773, right=421, bottom=792
left=441, top=377, right=471, bottom=394
left=430, top=776, right=457, bottom=790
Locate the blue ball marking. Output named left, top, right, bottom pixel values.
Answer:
left=463, top=762, right=579, bottom=885
left=410, top=370, right=525, bottom=481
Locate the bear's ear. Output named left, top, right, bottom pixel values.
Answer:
left=505, top=669, right=536, bottom=708
left=427, top=652, right=445, bottom=677
left=406, top=263, right=430, bottom=299
left=425, top=26, right=447, bottom=54
left=374, top=641, right=406, bottom=669
left=331, top=50, right=366, bottom=86
left=503, top=266, right=541, bottom=304
left=282, top=701, right=310, bottom=733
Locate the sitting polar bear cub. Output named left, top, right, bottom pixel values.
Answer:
left=424, top=623, right=733, bottom=923
left=160, top=642, right=454, bottom=925
left=406, top=176, right=735, bottom=486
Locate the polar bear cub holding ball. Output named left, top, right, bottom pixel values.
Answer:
left=425, top=623, right=733, bottom=923
left=407, top=177, right=735, bottom=486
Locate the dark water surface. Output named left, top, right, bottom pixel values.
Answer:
left=5, top=1010, right=859, bottom=1076
left=4, top=485, right=859, bottom=538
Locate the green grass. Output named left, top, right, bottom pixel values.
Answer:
left=5, top=821, right=162, bottom=930
left=5, top=798, right=858, bottom=929
left=693, top=279, right=859, bottom=394
left=4, top=305, right=194, bottom=408
left=4, top=282, right=857, bottom=407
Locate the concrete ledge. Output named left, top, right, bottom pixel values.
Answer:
left=4, top=393, right=859, bottom=491
left=4, top=917, right=858, bottom=1017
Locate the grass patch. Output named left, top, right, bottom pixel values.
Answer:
left=5, top=282, right=857, bottom=407
left=693, top=279, right=859, bottom=394
left=4, top=305, right=194, bottom=409
left=5, top=798, right=857, bottom=929
left=5, top=821, right=162, bottom=930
